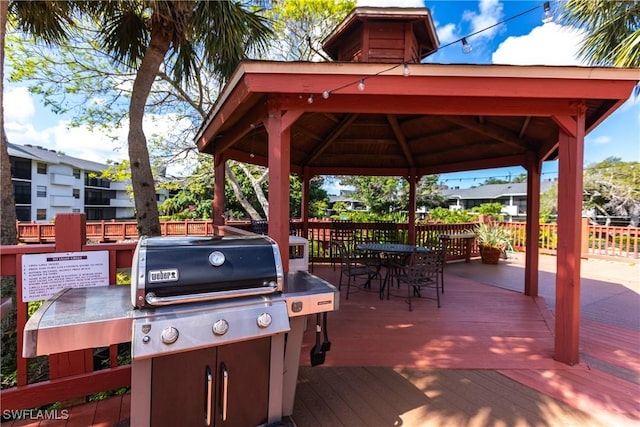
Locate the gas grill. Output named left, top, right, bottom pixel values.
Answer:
left=24, top=234, right=338, bottom=427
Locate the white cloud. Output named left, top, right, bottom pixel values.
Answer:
left=435, top=22, right=457, bottom=45
left=4, top=86, right=35, bottom=123
left=462, top=0, right=504, bottom=40
left=590, top=135, right=613, bottom=145
left=492, top=22, right=586, bottom=66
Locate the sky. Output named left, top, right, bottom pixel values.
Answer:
left=5, top=0, right=640, bottom=191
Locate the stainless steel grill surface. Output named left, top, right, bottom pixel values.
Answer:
left=131, top=235, right=283, bottom=308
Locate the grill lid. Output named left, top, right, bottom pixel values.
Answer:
left=131, top=235, right=283, bottom=308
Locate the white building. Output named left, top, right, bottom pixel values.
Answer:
left=8, top=142, right=149, bottom=222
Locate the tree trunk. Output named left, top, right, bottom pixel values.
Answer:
left=128, top=29, right=171, bottom=236
left=0, top=0, right=17, bottom=246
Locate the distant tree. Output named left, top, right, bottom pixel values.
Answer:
left=540, top=182, right=558, bottom=223
left=561, top=0, right=640, bottom=67
left=263, top=0, right=355, bottom=61
left=583, top=157, right=640, bottom=226
left=511, top=173, right=527, bottom=183
left=343, top=175, right=442, bottom=216
left=482, top=177, right=509, bottom=185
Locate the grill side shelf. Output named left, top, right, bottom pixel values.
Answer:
left=283, top=271, right=340, bottom=317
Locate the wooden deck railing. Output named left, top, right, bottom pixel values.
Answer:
left=17, top=219, right=639, bottom=262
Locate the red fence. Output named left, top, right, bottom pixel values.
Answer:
left=17, top=219, right=639, bottom=262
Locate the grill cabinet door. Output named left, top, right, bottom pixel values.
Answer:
left=150, top=338, right=270, bottom=427
left=216, top=337, right=270, bottom=426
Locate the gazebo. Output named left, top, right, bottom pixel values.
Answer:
left=195, top=7, right=639, bottom=365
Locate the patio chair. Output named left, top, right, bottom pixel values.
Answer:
left=331, top=241, right=381, bottom=300
left=329, top=220, right=355, bottom=270
left=423, top=238, right=448, bottom=293
left=251, top=219, right=268, bottom=235
left=396, top=250, right=441, bottom=311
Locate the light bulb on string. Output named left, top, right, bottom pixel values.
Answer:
left=403, top=63, right=410, bottom=77
left=307, top=94, right=314, bottom=104
left=461, top=37, right=472, bottom=54
left=322, top=90, right=330, bottom=99
left=542, top=2, right=553, bottom=23
left=357, top=79, right=365, bottom=91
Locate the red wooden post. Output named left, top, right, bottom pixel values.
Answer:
left=49, top=213, right=93, bottom=379
left=407, top=172, right=417, bottom=245
left=266, top=107, right=290, bottom=271
left=213, top=152, right=226, bottom=227
left=524, top=152, right=541, bottom=297
left=16, top=254, right=28, bottom=386
left=554, top=105, right=585, bottom=365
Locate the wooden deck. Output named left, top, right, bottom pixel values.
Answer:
left=3, top=258, right=639, bottom=426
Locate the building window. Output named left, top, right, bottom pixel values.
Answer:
left=85, top=175, right=111, bottom=188
left=13, top=181, right=31, bottom=204
left=11, top=158, right=31, bottom=180
left=37, top=163, right=47, bottom=174
left=36, top=209, right=46, bottom=220
left=85, top=189, right=115, bottom=205
left=73, top=168, right=81, bottom=179
left=16, top=206, right=30, bottom=221
left=36, top=185, right=47, bottom=197
left=72, top=208, right=81, bottom=213
left=73, top=188, right=80, bottom=199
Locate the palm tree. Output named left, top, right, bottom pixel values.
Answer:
left=561, top=0, right=640, bottom=67
left=2, top=1, right=84, bottom=245
left=85, top=1, right=272, bottom=236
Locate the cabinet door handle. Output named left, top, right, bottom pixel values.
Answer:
left=220, top=363, right=229, bottom=422
left=205, top=366, right=213, bottom=426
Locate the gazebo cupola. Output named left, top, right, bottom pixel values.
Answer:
left=322, top=7, right=440, bottom=63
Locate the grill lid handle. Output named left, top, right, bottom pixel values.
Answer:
left=144, top=283, right=279, bottom=306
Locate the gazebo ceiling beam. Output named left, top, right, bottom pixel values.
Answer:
left=442, top=116, right=530, bottom=151
left=519, top=116, right=532, bottom=139
left=386, top=114, right=415, bottom=168
left=302, top=113, right=360, bottom=165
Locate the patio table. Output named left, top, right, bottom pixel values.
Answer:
left=356, top=243, right=429, bottom=298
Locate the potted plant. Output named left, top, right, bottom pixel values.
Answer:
left=474, top=222, right=509, bottom=264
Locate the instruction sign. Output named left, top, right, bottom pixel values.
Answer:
left=22, top=251, right=109, bottom=302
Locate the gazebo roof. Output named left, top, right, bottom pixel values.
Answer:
left=195, top=60, right=638, bottom=178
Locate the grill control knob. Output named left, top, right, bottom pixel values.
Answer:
left=161, top=327, right=179, bottom=345
left=213, top=319, right=229, bottom=336
left=257, top=312, right=272, bottom=328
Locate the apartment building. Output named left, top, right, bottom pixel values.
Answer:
left=8, top=142, right=139, bottom=222
left=441, top=179, right=556, bottom=218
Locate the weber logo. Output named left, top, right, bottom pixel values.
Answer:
left=148, top=269, right=179, bottom=283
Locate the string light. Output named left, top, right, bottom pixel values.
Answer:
left=461, top=37, right=472, bottom=54
left=357, top=79, right=365, bottom=91
left=322, top=90, right=330, bottom=99
left=307, top=94, right=314, bottom=104
left=403, top=63, right=410, bottom=77
left=542, top=1, right=553, bottom=23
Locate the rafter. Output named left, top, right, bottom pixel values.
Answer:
left=386, top=114, right=414, bottom=168
left=442, top=116, right=527, bottom=151
left=303, top=114, right=360, bottom=165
